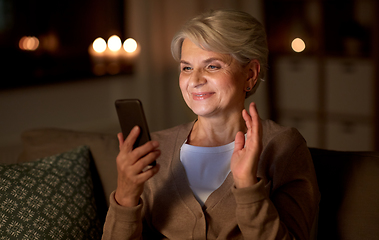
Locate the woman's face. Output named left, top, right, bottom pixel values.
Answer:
left=179, top=38, right=250, bottom=119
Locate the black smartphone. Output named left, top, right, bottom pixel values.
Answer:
left=115, top=99, right=155, bottom=166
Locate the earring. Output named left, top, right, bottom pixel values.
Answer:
left=246, top=87, right=251, bottom=91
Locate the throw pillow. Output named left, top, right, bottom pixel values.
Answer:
left=0, top=146, right=102, bottom=240
left=18, top=128, right=119, bottom=208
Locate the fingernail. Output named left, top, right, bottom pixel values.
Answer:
left=152, top=141, right=159, bottom=148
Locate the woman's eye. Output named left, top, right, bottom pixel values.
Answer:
left=208, top=65, right=219, bottom=70
left=182, top=66, right=192, bottom=71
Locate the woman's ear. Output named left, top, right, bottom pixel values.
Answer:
left=245, top=59, right=261, bottom=92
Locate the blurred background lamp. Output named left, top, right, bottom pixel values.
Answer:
left=19, top=36, right=39, bottom=51
left=93, top=37, right=107, bottom=53
left=123, top=38, right=138, bottom=53
left=108, top=35, right=122, bottom=52
left=291, top=38, right=306, bottom=52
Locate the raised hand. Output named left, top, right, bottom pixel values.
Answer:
left=231, top=102, right=262, bottom=188
left=114, top=126, right=160, bottom=207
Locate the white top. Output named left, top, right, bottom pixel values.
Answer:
left=180, top=141, right=234, bottom=206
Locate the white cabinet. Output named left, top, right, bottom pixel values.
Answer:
left=324, top=58, right=374, bottom=151
left=273, top=56, right=375, bottom=151
left=325, top=58, right=374, bottom=116
left=278, top=116, right=319, bottom=148
left=326, top=120, right=373, bottom=151
left=275, top=56, right=319, bottom=112
left=265, top=0, right=378, bottom=151
left=274, top=56, right=319, bottom=148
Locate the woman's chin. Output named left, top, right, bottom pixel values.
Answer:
left=190, top=106, right=217, bottom=118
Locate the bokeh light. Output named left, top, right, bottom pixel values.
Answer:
left=92, top=37, right=107, bottom=53
left=123, top=38, right=138, bottom=53
left=108, top=35, right=122, bottom=52
left=19, top=36, right=40, bottom=51
left=291, top=38, right=306, bottom=53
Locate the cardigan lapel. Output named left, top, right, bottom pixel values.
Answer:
left=170, top=121, right=203, bottom=211
left=170, top=121, right=235, bottom=212
left=203, top=172, right=234, bottom=210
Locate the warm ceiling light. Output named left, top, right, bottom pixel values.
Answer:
left=108, top=35, right=122, bottom=52
left=123, top=38, right=138, bottom=53
left=92, top=37, right=106, bottom=53
left=291, top=38, right=306, bottom=53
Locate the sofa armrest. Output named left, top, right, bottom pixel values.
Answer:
left=310, top=148, right=379, bottom=240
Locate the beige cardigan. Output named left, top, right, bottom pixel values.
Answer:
left=102, top=120, right=320, bottom=239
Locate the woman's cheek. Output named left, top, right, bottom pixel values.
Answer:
left=179, top=75, right=186, bottom=91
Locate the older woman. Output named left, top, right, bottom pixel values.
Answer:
left=103, top=9, right=319, bottom=240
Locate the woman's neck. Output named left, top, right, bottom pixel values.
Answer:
left=187, top=113, right=246, bottom=147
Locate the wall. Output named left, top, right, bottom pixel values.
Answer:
left=0, top=75, right=128, bottom=162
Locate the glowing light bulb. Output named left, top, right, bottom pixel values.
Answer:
left=123, top=38, right=138, bottom=53
left=108, top=35, right=122, bottom=52
left=291, top=38, right=306, bottom=53
left=93, top=37, right=106, bottom=53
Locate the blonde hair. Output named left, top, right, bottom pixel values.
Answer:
left=171, top=9, right=268, bottom=97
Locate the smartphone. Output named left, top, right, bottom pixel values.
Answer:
left=115, top=99, right=155, bottom=166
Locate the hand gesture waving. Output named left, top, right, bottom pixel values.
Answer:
left=231, top=102, right=263, bottom=188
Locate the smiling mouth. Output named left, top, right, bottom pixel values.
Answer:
left=191, top=92, right=215, bottom=99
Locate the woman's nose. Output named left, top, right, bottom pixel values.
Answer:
left=189, top=69, right=206, bottom=88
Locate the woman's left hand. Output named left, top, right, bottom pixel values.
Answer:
left=231, top=102, right=263, bottom=188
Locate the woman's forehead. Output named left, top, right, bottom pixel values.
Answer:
left=181, top=38, right=234, bottom=64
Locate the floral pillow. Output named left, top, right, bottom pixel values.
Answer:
left=0, top=145, right=102, bottom=240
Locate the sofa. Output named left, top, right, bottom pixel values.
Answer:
left=0, top=128, right=119, bottom=239
left=0, top=128, right=378, bottom=239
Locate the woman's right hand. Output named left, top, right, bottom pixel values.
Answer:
left=114, top=126, right=160, bottom=207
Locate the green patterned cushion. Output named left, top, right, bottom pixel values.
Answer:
left=0, top=146, right=102, bottom=240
